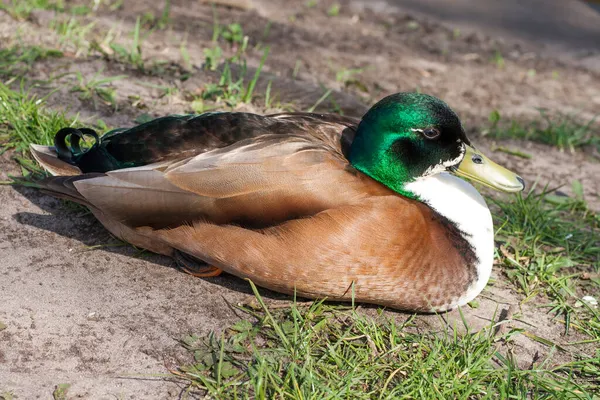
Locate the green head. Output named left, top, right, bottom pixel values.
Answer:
left=349, top=93, right=525, bottom=199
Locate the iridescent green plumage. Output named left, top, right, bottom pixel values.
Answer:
left=349, top=93, right=470, bottom=199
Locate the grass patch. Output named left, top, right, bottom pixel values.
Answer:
left=52, top=383, right=70, bottom=400
left=0, top=0, right=101, bottom=20
left=490, top=183, right=600, bottom=337
left=50, top=15, right=96, bottom=56
left=172, top=283, right=599, bottom=399
left=192, top=9, right=277, bottom=111
left=0, top=0, right=64, bottom=20
left=486, top=109, right=599, bottom=153
left=220, top=23, right=245, bottom=46
left=90, top=17, right=180, bottom=76
left=0, top=45, right=63, bottom=78
left=106, top=16, right=145, bottom=71
left=140, top=0, right=171, bottom=30
left=70, top=71, right=126, bottom=111
left=0, top=81, right=80, bottom=179
left=334, top=65, right=369, bottom=93
left=0, top=81, right=77, bottom=151
left=192, top=46, right=270, bottom=112
left=208, top=5, right=247, bottom=46
left=327, top=3, right=341, bottom=17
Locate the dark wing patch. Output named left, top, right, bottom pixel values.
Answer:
left=69, top=112, right=359, bottom=173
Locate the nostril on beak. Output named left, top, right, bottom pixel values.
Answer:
left=516, top=176, right=525, bottom=189
left=472, top=154, right=483, bottom=164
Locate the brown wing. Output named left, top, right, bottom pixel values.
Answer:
left=64, top=133, right=389, bottom=229
left=32, top=111, right=365, bottom=229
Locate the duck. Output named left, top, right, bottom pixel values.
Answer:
left=30, top=92, right=524, bottom=312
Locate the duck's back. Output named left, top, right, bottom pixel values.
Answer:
left=60, top=112, right=359, bottom=173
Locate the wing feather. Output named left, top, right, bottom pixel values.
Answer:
left=64, top=134, right=369, bottom=228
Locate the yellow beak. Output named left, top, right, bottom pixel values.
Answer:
left=450, top=145, right=525, bottom=193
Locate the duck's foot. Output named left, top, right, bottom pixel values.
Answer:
left=173, top=250, right=223, bottom=278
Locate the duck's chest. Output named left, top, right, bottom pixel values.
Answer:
left=404, top=173, right=494, bottom=309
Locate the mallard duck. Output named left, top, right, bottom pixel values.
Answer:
left=30, top=93, right=524, bottom=312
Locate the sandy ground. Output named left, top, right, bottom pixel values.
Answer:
left=1, top=0, right=599, bottom=398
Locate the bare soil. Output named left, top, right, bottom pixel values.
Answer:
left=0, top=0, right=599, bottom=398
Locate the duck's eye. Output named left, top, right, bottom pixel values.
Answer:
left=422, top=128, right=440, bottom=140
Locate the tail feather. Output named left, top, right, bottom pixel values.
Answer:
left=30, top=143, right=106, bottom=206
left=38, top=174, right=174, bottom=256
left=39, top=174, right=105, bottom=207
left=30, top=144, right=82, bottom=176
left=29, top=137, right=176, bottom=256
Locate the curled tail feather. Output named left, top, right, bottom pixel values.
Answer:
left=53, top=127, right=100, bottom=164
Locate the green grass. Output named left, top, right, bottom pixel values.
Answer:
left=70, top=71, right=126, bottom=111
left=221, top=23, right=245, bottom=45
left=108, top=16, right=145, bottom=70
left=90, top=16, right=179, bottom=76
left=0, top=81, right=77, bottom=152
left=172, top=282, right=599, bottom=399
left=180, top=37, right=192, bottom=71
left=52, top=384, right=70, bottom=400
left=199, top=11, right=272, bottom=109
left=203, top=45, right=223, bottom=71
left=334, top=66, right=369, bottom=93
left=0, top=81, right=84, bottom=181
left=197, top=46, right=270, bottom=109
left=140, top=0, right=171, bottom=30
left=136, top=81, right=179, bottom=100
left=306, top=86, right=343, bottom=114
left=209, top=7, right=246, bottom=45
left=89, top=17, right=151, bottom=72
left=0, top=0, right=103, bottom=20
left=4, top=1, right=175, bottom=75
left=327, top=3, right=341, bottom=17
left=490, top=183, right=599, bottom=337
left=491, top=50, right=505, bottom=69
left=0, top=0, right=64, bottom=20
left=486, top=110, right=599, bottom=153
left=0, top=45, right=63, bottom=78
left=50, top=15, right=96, bottom=56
